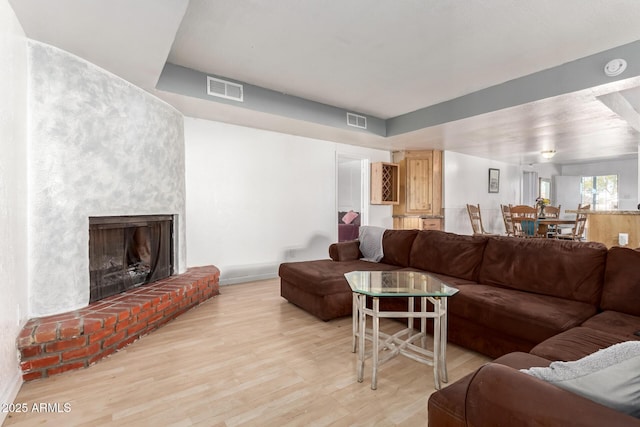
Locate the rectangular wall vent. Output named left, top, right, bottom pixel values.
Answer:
left=207, top=76, right=244, bottom=102
left=346, top=112, right=367, bottom=129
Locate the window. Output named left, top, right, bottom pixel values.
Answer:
left=580, top=175, right=618, bottom=210
left=539, top=178, right=551, bottom=200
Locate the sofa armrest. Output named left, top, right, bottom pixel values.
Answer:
left=328, top=240, right=361, bottom=261
left=465, top=363, right=640, bottom=427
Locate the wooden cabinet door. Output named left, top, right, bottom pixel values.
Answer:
left=406, top=154, right=432, bottom=213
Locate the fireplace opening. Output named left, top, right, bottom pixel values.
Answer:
left=89, top=215, right=173, bottom=302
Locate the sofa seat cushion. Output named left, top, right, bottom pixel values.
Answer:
left=478, top=237, right=607, bottom=305
left=451, top=284, right=597, bottom=344
left=428, top=352, right=550, bottom=427
left=278, top=259, right=399, bottom=296
left=530, top=326, right=633, bottom=361
left=582, top=311, right=640, bottom=340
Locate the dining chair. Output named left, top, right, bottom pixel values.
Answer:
left=541, top=204, right=561, bottom=237
left=542, top=205, right=561, bottom=218
left=557, top=204, right=590, bottom=241
left=509, top=205, right=540, bottom=238
left=466, top=204, right=498, bottom=236
left=500, top=204, right=515, bottom=236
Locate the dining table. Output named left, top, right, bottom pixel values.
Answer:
left=535, top=218, right=575, bottom=237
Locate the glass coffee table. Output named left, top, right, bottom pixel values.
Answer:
left=344, top=270, right=459, bottom=390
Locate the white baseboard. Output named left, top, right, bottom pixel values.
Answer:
left=0, top=368, right=23, bottom=425
left=216, top=262, right=280, bottom=286
left=220, top=272, right=278, bottom=286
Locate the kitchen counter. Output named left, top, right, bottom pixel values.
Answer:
left=566, top=210, right=640, bottom=215
left=567, top=210, right=640, bottom=248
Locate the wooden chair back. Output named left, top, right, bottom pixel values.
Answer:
left=557, top=204, right=590, bottom=241
left=542, top=205, right=561, bottom=218
left=466, top=204, right=498, bottom=236
left=574, top=212, right=588, bottom=238
left=466, top=204, right=486, bottom=235
left=500, top=204, right=515, bottom=236
left=509, top=205, right=539, bottom=237
left=540, top=204, right=561, bottom=237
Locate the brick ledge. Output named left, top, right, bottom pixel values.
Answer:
left=17, top=265, right=220, bottom=381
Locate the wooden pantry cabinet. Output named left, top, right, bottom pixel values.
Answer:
left=392, top=150, right=443, bottom=231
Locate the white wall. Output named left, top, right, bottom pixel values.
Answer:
left=444, top=151, right=521, bottom=235
left=523, top=163, right=563, bottom=204
left=28, top=42, right=186, bottom=316
left=561, top=158, right=638, bottom=210
left=0, top=0, right=28, bottom=420
left=553, top=176, right=583, bottom=218
left=524, top=163, right=562, bottom=181
left=184, top=118, right=392, bottom=284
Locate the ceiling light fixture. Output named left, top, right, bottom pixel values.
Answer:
left=604, top=59, right=627, bottom=77
left=541, top=150, right=556, bottom=159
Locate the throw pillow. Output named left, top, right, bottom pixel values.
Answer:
left=342, top=210, right=359, bottom=224
left=520, top=341, right=640, bottom=417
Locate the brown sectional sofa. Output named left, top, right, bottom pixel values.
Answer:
left=278, top=229, right=640, bottom=426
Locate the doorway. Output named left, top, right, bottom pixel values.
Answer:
left=336, top=154, right=368, bottom=242
left=522, top=171, right=539, bottom=206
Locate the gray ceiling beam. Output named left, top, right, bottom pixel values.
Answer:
left=156, top=63, right=387, bottom=137
left=387, top=39, right=640, bottom=136
left=157, top=40, right=640, bottom=140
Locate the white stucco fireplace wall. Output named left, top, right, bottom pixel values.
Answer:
left=27, top=41, right=187, bottom=317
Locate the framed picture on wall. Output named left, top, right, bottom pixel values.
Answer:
left=488, top=168, right=500, bottom=193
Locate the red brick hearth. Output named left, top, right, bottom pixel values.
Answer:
left=17, top=265, right=220, bottom=381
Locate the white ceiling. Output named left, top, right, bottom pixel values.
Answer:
left=9, top=0, right=640, bottom=165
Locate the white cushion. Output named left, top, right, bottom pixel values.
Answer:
left=358, top=226, right=385, bottom=262
left=521, top=341, right=640, bottom=417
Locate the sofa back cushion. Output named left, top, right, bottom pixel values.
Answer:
left=409, top=230, right=488, bottom=281
left=478, top=237, right=607, bottom=305
left=601, top=247, right=640, bottom=315
left=380, top=229, right=419, bottom=267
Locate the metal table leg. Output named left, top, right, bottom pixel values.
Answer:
left=357, top=294, right=365, bottom=383
left=352, top=293, right=357, bottom=353
left=371, top=297, right=380, bottom=390
left=440, top=297, right=449, bottom=383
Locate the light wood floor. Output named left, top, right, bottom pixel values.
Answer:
left=4, top=279, right=490, bottom=427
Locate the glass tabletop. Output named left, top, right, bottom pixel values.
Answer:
left=344, top=271, right=459, bottom=297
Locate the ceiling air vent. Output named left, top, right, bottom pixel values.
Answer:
left=346, top=112, right=367, bottom=129
left=207, top=76, right=244, bottom=102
